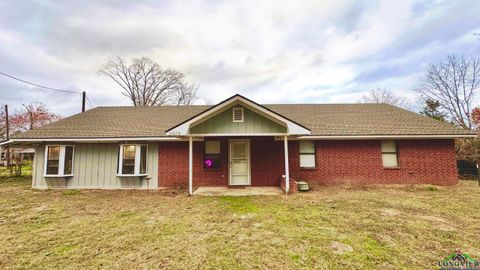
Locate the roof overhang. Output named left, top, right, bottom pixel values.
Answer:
left=165, top=94, right=311, bottom=136
left=0, top=137, right=205, bottom=146
left=289, top=134, right=477, bottom=140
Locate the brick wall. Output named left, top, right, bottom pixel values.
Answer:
left=158, top=137, right=284, bottom=188
left=289, top=139, right=458, bottom=186
left=158, top=138, right=458, bottom=188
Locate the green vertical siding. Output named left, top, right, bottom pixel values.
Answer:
left=190, top=106, right=286, bottom=134
left=32, top=142, right=159, bottom=189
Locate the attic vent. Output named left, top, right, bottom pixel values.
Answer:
left=232, top=107, right=244, bottom=122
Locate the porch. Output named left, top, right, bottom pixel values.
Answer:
left=184, top=136, right=293, bottom=195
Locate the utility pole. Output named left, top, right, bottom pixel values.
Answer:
left=82, top=91, right=86, bottom=112
left=5, top=104, right=10, bottom=169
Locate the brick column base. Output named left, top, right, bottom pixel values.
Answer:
left=280, top=176, right=298, bottom=194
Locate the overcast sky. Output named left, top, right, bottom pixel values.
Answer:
left=0, top=0, right=479, bottom=117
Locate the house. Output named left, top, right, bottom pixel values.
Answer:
left=0, top=94, right=475, bottom=193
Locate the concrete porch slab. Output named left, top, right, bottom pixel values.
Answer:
left=193, top=186, right=284, bottom=196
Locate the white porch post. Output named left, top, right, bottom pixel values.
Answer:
left=283, top=135, right=290, bottom=194
left=189, top=136, right=193, bottom=196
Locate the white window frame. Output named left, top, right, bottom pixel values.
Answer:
left=232, top=107, right=244, bottom=122
left=43, top=145, right=75, bottom=177
left=381, top=140, right=399, bottom=168
left=299, top=141, right=316, bottom=168
left=117, top=144, right=148, bottom=177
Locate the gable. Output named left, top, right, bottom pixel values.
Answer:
left=166, top=94, right=310, bottom=136
left=190, top=106, right=287, bottom=134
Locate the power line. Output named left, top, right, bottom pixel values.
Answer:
left=0, top=71, right=94, bottom=112
left=0, top=71, right=82, bottom=94
left=86, top=96, right=94, bottom=108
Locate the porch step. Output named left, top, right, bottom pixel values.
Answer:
left=193, top=186, right=284, bottom=196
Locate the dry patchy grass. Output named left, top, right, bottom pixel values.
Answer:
left=0, top=176, right=479, bottom=269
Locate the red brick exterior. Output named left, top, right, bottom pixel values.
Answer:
left=289, top=139, right=458, bottom=186
left=158, top=137, right=283, bottom=188
left=158, top=137, right=459, bottom=188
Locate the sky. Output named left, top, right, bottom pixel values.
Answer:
left=0, top=0, right=479, bottom=117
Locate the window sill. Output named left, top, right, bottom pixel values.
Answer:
left=300, top=167, right=317, bottom=171
left=383, top=167, right=401, bottom=170
left=116, top=174, right=148, bottom=177
left=43, top=174, right=74, bottom=178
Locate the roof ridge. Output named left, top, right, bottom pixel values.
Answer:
left=10, top=102, right=475, bottom=139
left=92, top=103, right=388, bottom=108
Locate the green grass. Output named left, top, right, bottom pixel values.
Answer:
left=0, top=164, right=32, bottom=178
left=61, top=189, right=81, bottom=196
left=0, top=176, right=479, bottom=269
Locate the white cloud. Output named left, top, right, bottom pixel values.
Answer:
left=0, top=0, right=479, bottom=116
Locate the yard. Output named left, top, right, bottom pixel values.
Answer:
left=0, top=172, right=479, bottom=269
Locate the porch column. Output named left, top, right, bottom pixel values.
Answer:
left=189, top=136, right=193, bottom=196
left=284, top=135, right=290, bottom=194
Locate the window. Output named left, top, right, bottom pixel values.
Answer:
left=0, top=152, right=5, bottom=159
left=381, top=140, right=398, bottom=168
left=299, top=141, right=316, bottom=168
left=117, top=144, right=148, bottom=176
left=232, top=107, right=244, bottom=122
left=44, top=145, right=74, bottom=176
left=63, top=146, right=74, bottom=175
left=204, top=141, right=221, bottom=169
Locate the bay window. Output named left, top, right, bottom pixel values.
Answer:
left=44, top=145, right=75, bottom=177
left=299, top=141, right=316, bottom=168
left=117, top=144, right=148, bottom=176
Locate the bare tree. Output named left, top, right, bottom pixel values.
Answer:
left=99, top=57, right=198, bottom=106
left=416, top=54, right=480, bottom=129
left=360, top=88, right=413, bottom=110
left=173, top=84, right=198, bottom=105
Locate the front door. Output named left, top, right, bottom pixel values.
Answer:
left=229, top=140, right=250, bottom=185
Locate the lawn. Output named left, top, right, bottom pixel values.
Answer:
left=0, top=175, right=479, bottom=269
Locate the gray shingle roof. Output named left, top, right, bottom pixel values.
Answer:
left=12, top=103, right=474, bottom=139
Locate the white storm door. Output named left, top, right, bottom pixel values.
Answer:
left=229, top=140, right=250, bottom=185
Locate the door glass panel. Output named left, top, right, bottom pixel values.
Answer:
left=231, top=160, right=248, bottom=174
left=232, top=143, right=246, bottom=158
left=231, top=175, right=248, bottom=184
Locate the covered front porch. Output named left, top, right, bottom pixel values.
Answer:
left=182, top=136, right=293, bottom=195
left=164, top=95, right=310, bottom=195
